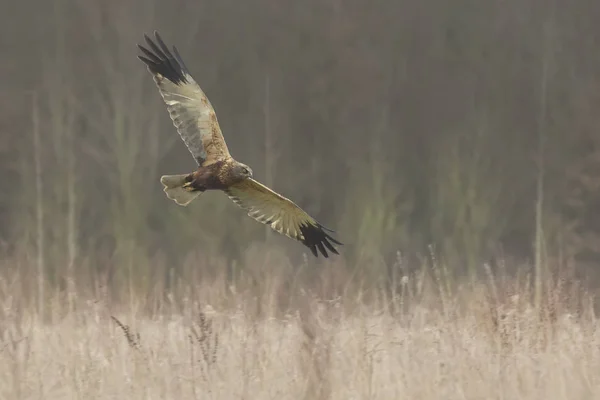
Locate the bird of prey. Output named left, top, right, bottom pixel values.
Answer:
left=137, top=31, right=341, bottom=257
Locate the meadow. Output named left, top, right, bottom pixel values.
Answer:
left=1, top=251, right=598, bottom=400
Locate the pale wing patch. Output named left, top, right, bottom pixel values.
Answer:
left=225, top=179, right=308, bottom=240
left=225, top=178, right=341, bottom=258
left=138, top=32, right=230, bottom=166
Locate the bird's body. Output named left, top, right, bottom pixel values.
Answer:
left=185, top=160, right=250, bottom=192
left=137, top=31, right=341, bottom=257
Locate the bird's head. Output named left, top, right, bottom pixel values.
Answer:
left=234, top=162, right=253, bottom=179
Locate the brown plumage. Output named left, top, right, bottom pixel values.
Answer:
left=138, top=31, right=342, bottom=257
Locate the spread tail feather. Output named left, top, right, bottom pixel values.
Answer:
left=160, top=174, right=201, bottom=206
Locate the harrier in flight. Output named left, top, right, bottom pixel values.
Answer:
left=137, top=31, right=341, bottom=257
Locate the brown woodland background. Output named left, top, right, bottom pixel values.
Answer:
left=2, top=0, right=600, bottom=296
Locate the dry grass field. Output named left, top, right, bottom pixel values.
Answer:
left=1, top=255, right=599, bottom=400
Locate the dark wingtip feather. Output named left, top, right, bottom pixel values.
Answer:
left=299, top=222, right=342, bottom=258
left=137, top=31, right=189, bottom=85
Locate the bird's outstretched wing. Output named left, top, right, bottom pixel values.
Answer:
left=137, top=31, right=230, bottom=166
left=225, top=178, right=342, bottom=257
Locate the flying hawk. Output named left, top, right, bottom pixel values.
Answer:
left=137, top=31, right=341, bottom=257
